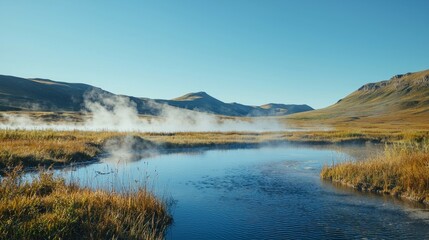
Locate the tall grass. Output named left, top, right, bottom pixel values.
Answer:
left=0, top=166, right=172, bottom=239
left=321, top=141, right=429, bottom=204
left=0, top=130, right=115, bottom=169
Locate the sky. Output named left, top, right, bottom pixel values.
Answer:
left=1, top=1, right=428, bottom=109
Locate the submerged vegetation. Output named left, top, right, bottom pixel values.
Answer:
left=0, top=166, right=172, bottom=239
left=321, top=141, right=429, bottom=204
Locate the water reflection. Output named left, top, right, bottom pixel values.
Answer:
left=50, top=143, right=428, bottom=239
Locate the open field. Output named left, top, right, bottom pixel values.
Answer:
left=284, top=110, right=429, bottom=131
left=0, top=166, right=171, bottom=240
left=0, top=130, right=111, bottom=170
left=321, top=141, right=429, bottom=204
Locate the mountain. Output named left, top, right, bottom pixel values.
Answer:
left=287, top=69, right=429, bottom=128
left=0, top=75, right=92, bottom=111
left=0, top=75, right=312, bottom=117
left=260, top=103, right=314, bottom=116
left=155, top=92, right=253, bottom=116
left=155, top=91, right=313, bottom=116
left=0, top=75, right=158, bottom=114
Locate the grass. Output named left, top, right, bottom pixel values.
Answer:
left=0, top=166, right=172, bottom=240
left=321, top=141, right=429, bottom=204
left=0, top=130, right=113, bottom=169
left=1, top=127, right=429, bottom=206
left=1, top=129, right=429, bottom=170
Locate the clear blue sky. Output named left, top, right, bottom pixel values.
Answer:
left=1, top=0, right=428, bottom=109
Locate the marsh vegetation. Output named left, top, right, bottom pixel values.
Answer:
left=0, top=166, right=171, bottom=240
left=322, top=141, right=429, bottom=204
left=0, top=127, right=428, bottom=239
left=1, top=129, right=428, bottom=170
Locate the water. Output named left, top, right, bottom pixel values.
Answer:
left=58, top=144, right=429, bottom=239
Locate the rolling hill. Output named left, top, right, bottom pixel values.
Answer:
left=0, top=75, right=312, bottom=117
left=0, top=75, right=92, bottom=111
left=0, top=75, right=159, bottom=114
left=286, top=69, right=429, bottom=129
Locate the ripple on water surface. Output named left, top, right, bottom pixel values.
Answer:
left=55, top=145, right=429, bottom=239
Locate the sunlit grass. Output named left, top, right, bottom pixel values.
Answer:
left=0, top=130, right=114, bottom=169
left=0, top=166, right=172, bottom=239
left=321, top=141, right=429, bottom=204
left=1, top=129, right=428, bottom=170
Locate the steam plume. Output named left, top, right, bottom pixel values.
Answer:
left=0, top=89, right=286, bottom=132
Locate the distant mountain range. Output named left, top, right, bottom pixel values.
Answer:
left=155, top=91, right=313, bottom=116
left=287, top=69, right=429, bottom=127
left=3, top=68, right=428, bottom=123
left=0, top=75, right=313, bottom=117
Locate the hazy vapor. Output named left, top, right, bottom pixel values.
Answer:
left=0, top=89, right=285, bottom=132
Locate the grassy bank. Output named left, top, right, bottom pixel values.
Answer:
left=0, top=130, right=114, bottom=169
left=321, top=141, right=429, bottom=204
left=0, top=166, right=172, bottom=239
left=1, top=129, right=429, bottom=170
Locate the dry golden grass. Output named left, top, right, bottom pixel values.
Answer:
left=321, top=141, right=429, bottom=204
left=0, top=166, right=172, bottom=240
left=0, top=130, right=117, bottom=169
left=285, top=112, right=429, bottom=131
left=1, top=129, right=429, bottom=170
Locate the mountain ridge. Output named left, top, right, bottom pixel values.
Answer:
left=0, top=75, right=159, bottom=114
left=0, top=75, right=313, bottom=117
left=155, top=91, right=313, bottom=116
left=287, top=69, right=429, bottom=128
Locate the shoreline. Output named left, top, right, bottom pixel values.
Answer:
left=1, top=129, right=428, bottom=206
left=3, top=137, right=385, bottom=173
left=321, top=141, right=429, bottom=205
left=327, top=178, right=429, bottom=206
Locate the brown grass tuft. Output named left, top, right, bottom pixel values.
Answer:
left=321, top=141, right=429, bottom=204
left=0, top=166, right=172, bottom=240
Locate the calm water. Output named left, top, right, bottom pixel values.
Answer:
left=57, top=144, right=429, bottom=239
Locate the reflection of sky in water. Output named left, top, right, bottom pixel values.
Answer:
left=52, top=144, right=428, bottom=239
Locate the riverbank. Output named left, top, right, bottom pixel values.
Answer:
left=1, top=129, right=428, bottom=170
left=321, top=141, right=429, bottom=204
left=1, top=128, right=428, bottom=239
left=0, top=166, right=172, bottom=239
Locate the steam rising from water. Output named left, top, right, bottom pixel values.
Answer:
left=0, top=90, right=285, bottom=132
